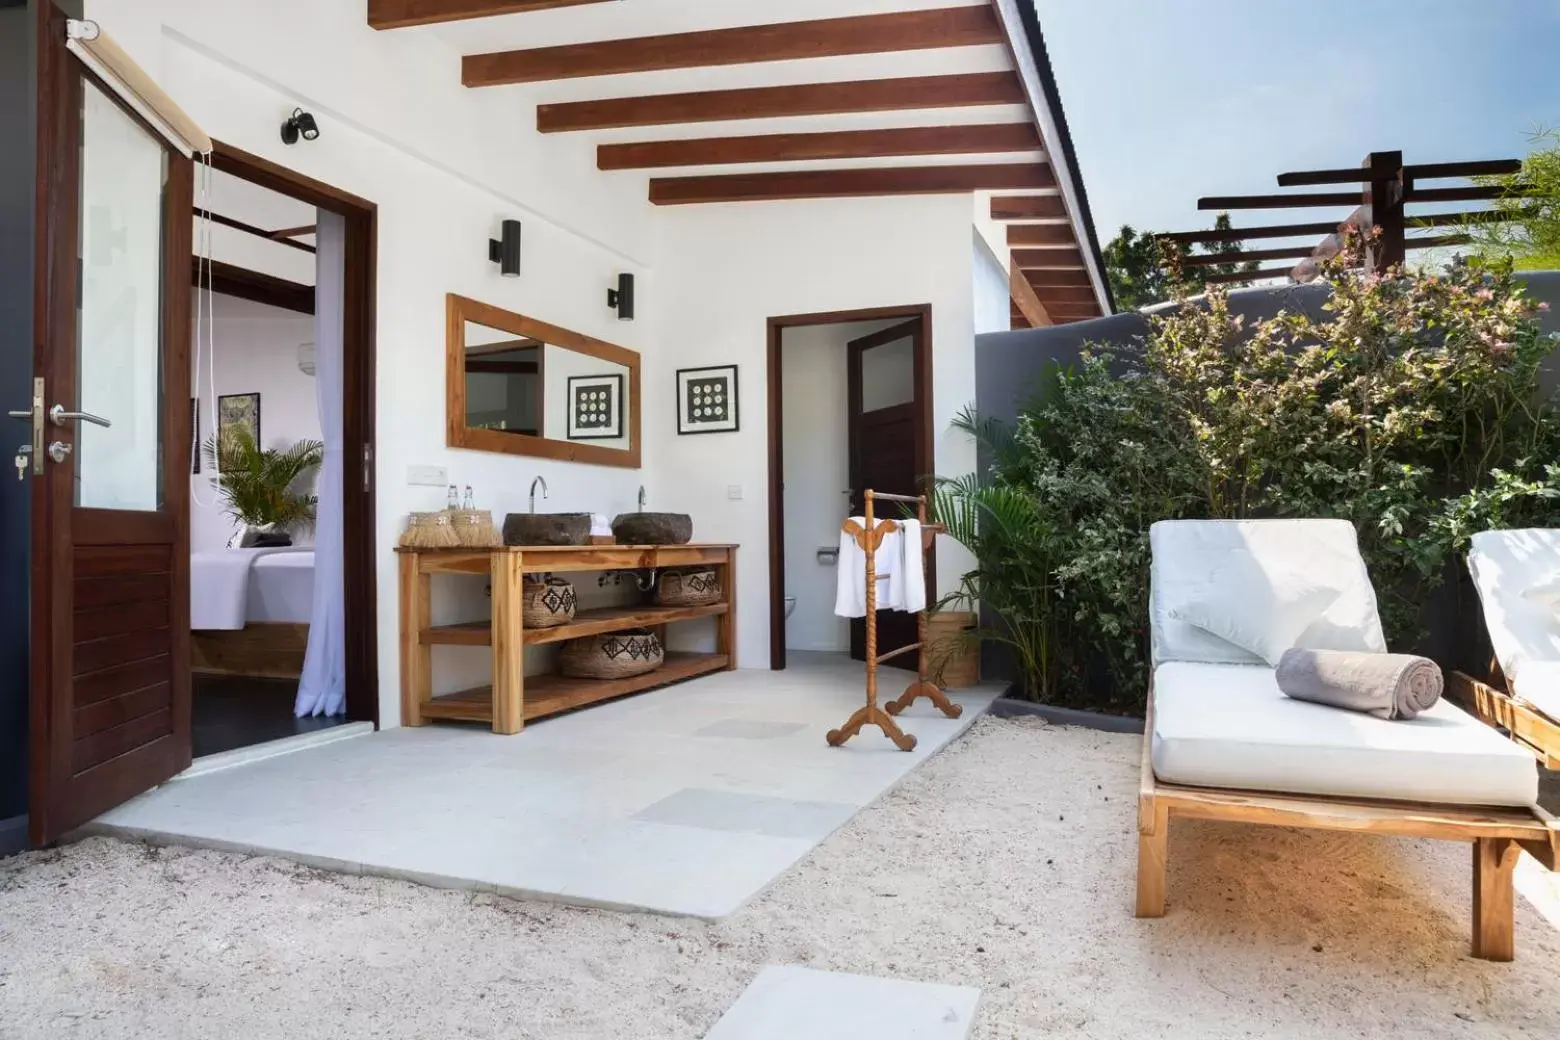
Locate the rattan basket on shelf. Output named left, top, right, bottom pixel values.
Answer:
left=558, top=629, right=664, bottom=680
left=522, top=576, right=576, bottom=628
left=655, top=566, right=721, bottom=607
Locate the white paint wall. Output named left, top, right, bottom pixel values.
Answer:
left=973, top=231, right=1013, bottom=335
left=779, top=319, right=900, bottom=653
left=650, top=196, right=980, bottom=670
left=189, top=294, right=321, bottom=552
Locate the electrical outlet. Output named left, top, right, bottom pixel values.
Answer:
left=407, top=464, right=448, bottom=487
left=727, top=484, right=743, bottom=501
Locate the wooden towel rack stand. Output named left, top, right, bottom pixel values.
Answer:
left=827, top=489, right=963, bottom=752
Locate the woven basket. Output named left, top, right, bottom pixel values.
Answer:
left=523, top=576, right=576, bottom=628
left=399, top=511, right=460, bottom=549
left=451, top=508, right=502, bottom=548
left=655, top=566, right=722, bottom=607
left=559, top=629, right=664, bottom=680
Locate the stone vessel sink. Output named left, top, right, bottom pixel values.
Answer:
left=612, top=512, right=693, bottom=545
left=503, top=512, right=592, bottom=546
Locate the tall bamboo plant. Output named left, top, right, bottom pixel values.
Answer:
left=201, top=428, right=323, bottom=535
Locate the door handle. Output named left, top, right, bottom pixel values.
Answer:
left=49, top=404, right=111, bottom=428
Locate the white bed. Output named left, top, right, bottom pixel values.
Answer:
left=191, top=548, right=314, bottom=631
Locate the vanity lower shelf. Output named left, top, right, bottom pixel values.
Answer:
left=423, top=602, right=730, bottom=647
left=421, top=652, right=731, bottom=725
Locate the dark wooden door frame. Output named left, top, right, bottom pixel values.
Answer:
left=765, top=304, right=934, bottom=671
left=205, top=141, right=380, bottom=728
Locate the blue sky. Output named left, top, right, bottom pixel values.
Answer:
left=1035, top=0, right=1560, bottom=242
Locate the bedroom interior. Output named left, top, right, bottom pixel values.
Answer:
left=186, top=160, right=349, bottom=759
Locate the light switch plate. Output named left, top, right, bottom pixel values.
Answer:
left=407, top=464, right=448, bottom=487
left=727, top=484, right=744, bottom=501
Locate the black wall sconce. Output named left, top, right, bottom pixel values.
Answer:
left=607, top=272, right=635, bottom=321
left=489, top=219, right=522, bottom=278
left=280, top=108, right=319, bottom=145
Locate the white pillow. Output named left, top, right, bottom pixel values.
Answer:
left=1169, top=552, right=1344, bottom=666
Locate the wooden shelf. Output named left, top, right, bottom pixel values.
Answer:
left=423, top=601, right=729, bottom=648
left=420, top=652, right=730, bottom=725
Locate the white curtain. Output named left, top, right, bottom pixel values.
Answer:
left=295, top=210, right=347, bottom=717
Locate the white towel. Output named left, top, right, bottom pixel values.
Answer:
left=834, top=519, right=922, bottom=617
left=892, top=519, right=927, bottom=614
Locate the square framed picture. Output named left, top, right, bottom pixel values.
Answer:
left=676, top=365, right=738, bottom=435
left=217, top=392, right=261, bottom=449
left=567, top=374, right=624, bottom=440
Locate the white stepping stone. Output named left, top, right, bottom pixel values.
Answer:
left=705, top=965, right=980, bottom=1040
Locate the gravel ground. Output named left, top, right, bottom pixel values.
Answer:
left=3, top=716, right=1559, bottom=1039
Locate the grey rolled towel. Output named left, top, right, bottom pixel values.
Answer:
left=1276, top=648, right=1443, bottom=720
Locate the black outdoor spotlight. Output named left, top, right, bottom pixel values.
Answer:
left=280, top=108, right=320, bottom=145
left=489, top=219, right=523, bottom=277
left=607, top=272, right=635, bottom=321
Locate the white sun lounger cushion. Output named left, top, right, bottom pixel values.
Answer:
left=1150, top=520, right=1387, bottom=667
left=1152, top=661, right=1539, bottom=807
left=1468, top=530, right=1560, bottom=720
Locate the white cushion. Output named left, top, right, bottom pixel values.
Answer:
left=1169, top=551, right=1342, bottom=665
left=1469, top=531, right=1560, bottom=700
left=1151, top=661, right=1538, bottom=807
left=1150, top=520, right=1387, bottom=666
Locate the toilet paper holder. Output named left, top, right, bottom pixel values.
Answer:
left=816, top=546, right=839, bottom=566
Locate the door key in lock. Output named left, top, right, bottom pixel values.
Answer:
left=14, top=444, right=31, bottom=481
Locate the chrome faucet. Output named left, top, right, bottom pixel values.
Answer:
left=637, top=485, right=647, bottom=511
left=529, top=476, right=548, bottom=513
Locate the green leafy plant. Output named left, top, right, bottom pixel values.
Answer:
left=1468, top=127, right=1560, bottom=271
left=202, top=428, right=324, bottom=532
left=942, top=246, right=1560, bottom=714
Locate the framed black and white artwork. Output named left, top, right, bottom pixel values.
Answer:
left=676, top=365, right=739, bottom=435
left=567, top=374, right=624, bottom=440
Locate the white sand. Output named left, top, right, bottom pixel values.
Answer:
left=3, top=717, right=1558, bottom=1039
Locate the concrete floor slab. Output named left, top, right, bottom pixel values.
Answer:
left=88, top=653, right=998, bottom=917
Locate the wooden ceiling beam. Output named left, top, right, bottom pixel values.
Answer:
left=598, top=123, right=1041, bottom=171
left=1024, top=269, right=1091, bottom=288
left=538, top=72, right=1024, bottom=133
left=991, top=194, right=1066, bottom=220
left=649, top=164, right=1054, bottom=206
left=368, top=0, right=611, bottom=30
left=1030, top=285, right=1097, bottom=305
left=1009, top=265, right=1052, bottom=328
left=464, top=6, right=1005, bottom=86
left=1012, top=246, right=1084, bottom=270
left=1006, top=223, right=1073, bottom=246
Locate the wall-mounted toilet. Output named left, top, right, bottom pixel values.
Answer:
left=783, top=596, right=797, bottom=619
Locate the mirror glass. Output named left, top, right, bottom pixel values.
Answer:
left=463, top=322, right=632, bottom=451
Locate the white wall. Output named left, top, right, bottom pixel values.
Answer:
left=650, top=196, right=980, bottom=670
left=973, top=230, right=1013, bottom=335
left=779, top=319, right=901, bottom=653
left=189, top=294, right=321, bottom=552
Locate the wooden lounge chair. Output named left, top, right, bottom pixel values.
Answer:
left=1454, top=529, right=1560, bottom=771
left=1137, top=520, right=1559, bottom=962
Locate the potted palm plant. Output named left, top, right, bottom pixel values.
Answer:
left=202, top=428, right=325, bottom=547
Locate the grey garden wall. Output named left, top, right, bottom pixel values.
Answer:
left=971, top=273, right=1560, bottom=692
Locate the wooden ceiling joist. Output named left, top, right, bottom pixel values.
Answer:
left=1009, top=265, right=1052, bottom=328
left=463, top=6, right=1005, bottom=86
left=368, top=0, right=610, bottom=30
left=1006, top=223, right=1073, bottom=246
left=1030, top=285, right=1096, bottom=304
left=538, top=72, right=1024, bottom=133
left=598, top=123, right=1041, bottom=171
left=1024, top=269, right=1091, bottom=288
left=1012, top=246, right=1084, bottom=270
left=990, top=194, right=1067, bottom=220
left=198, top=208, right=316, bottom=254
left=648, top=163, right=1055, bottom=205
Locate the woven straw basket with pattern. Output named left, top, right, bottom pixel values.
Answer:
left=655, top=567, right=721, bottom=608
left=559, top=629, right=664, bottom=680
left=523, top=576, right=577, bottom=628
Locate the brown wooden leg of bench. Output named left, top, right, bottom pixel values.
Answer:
left=1137, top=801, right=1169, bottom=918
left=1472, top=837, right=1518, bottom=962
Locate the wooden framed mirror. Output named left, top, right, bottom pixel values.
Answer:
left=446, top=294, right=640, bottom=468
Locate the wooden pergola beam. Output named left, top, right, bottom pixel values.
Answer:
left=1199, top=191, right=1360, bottom=210
left=649, top=164, right=1054, bottom=205
left=1198, top=266, right=1292, bottom=285
left=1182, top=244, right=1316, bottom=267
left=538, top=72, right=1024, bottom=133
left=1160, top=220, right=1345, bottom=245
left=598, top=123, right=1040, bottom=171
left=991, top=195, right=1066, bottom=220
left=368, top=0, right=610, bottom=30
left=465, top=6, right=1004, bottom=86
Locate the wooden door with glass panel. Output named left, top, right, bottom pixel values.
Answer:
left=24, top=10, right=193, bottom=844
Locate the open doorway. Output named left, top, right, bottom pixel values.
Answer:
left=186, top=144, right=379, bottom=760
left=766, top=306, right=934, bottom=671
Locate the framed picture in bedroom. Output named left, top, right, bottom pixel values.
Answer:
left=217, top=392, right=261, bottom=449
left=190, top=398, right=200, bottom=474
left=567, top=374, right=624, bottom=440
left=676, top=364, right=738, bottom=435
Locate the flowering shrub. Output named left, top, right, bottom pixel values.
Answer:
left=940, top=254, right=1559, bottom=713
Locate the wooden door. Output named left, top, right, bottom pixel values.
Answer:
left=27, top=12, right=193, bottom=844
left=847, top=318, right=929, bottom=669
